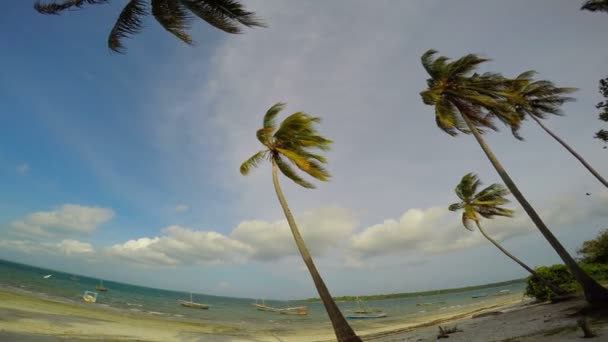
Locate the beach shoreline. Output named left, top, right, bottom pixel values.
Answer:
left=0, top=286, right=558, bottom=342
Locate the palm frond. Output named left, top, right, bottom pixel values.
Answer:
left=447, top=53, right=491, bottom=79
left=108, top=0, right=148, bottom=53
left=451, top=173, right=514, bottom=229
left=263, top=102, right=285, bottom=130
left=239, top=150, right=266, bottom=175
left=34, top=0, right=108, bottom=14
left=275, top=156, right=315, bottom=188
left=581, top=0, right=608, bottom=12
left=179, top=0, right=266, bottom=34
left=152, top=0, right=193, bottom=45
left=256, top=127, right=274, bottom=146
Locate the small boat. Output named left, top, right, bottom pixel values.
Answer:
left=82, top=291, right=98, bottom=303
left=472, top=293, right=488, bottom=298
left=279, top=306, right=308, bottom=316
left=252, top=300, right=308, bottom=315
left=346, top=312, right=387, bottom=319
left=43, top=274, right=52, bottom=279
left=178, top=293, right=209, bottom=310
left=96, top=279, right=108, bottom=292
left=346, top=296, right=386, bottom=319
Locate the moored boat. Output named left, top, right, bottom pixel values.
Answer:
left=178, top=293, right=209, bottom=309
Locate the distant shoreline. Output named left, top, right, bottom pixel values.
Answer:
left=300, top=278, right=525, bottom=302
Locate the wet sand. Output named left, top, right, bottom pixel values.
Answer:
left=1, top=289, right=604, bottom=341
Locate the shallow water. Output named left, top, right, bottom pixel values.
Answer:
left=0, top=259, right=525, bottom=330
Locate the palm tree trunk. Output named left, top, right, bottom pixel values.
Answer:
left=530, top=114, right=608, bottom=188
left=271, top=160, right=361, bottom=341
left=475, top=222, right=562, bottom=295
left=460, top=112, right=608, bottom=304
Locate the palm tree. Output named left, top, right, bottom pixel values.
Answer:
left=34, top=0, right=265, bottom=53
left=507, top=71, right=608, bottom=188
left=449, top=173, right=562, bottom=295
left=240, top=103, right=361, bottom=342
left=581, top=0, right=608, bottom=13
left=419, top=49, right=608, bottom=304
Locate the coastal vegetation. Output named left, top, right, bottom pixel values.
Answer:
left=33, top=0, right=265, bottom=52
left=240, top=103, right=360, bottom=341
left=448, top=173, right=562, bottom=295
left=526, top=230, right=608, bottom=301
left=301, top=278, right=525, bottom=303
left=419, top=49, right=608, bottom=304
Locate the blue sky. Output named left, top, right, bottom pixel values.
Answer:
left=1, top=0, right=607, bottom=299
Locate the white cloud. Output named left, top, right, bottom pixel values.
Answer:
left=45, top=239, right=94, bottom=255
left=174, top=204, right=189, bottom=213
left=349, top=193, right=596, bottom=261
left=107, top=225, right=253, bottom=266
left=17, top=163, right=29, bottom=174
left=108, top=237, right=179, bottom=266
left=231, top=207, right=355, bottom=260
left=107, top=207, right=354, bottom=267
left=0, top=238, right=94, bottom=256
left=10, top=204, right=114, bottom=237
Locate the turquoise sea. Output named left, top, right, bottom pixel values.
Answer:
left=0, top=259, right=526, bottom=330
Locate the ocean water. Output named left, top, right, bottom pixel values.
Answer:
left=0, top=259, right=526, bottom=330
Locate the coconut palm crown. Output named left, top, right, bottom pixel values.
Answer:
left=449, top=173, right=514, bottom=230
left=34, top=0, right=265, bottom=53
left=419, top=49, right=523, bottom=139
left=508, top=71, right=576, bottom=123
left=240, top=103, right=332, bottom=188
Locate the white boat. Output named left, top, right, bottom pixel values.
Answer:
left=82, top=291, right=98, bottom=303
left=178, top=293, right=209, bottom=310
left=346, top=296, right=386, bottom=319
left=43, top=274, right=52, bottom=279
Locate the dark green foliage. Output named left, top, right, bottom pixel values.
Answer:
left=525, top=263, right=608, bottom=301
left=419, top=50, right=522, bottom=138
left=240, top=103, right=332, bottom=189
left=34, top=0, right=265, bottom=53
left=595, top=78, right=608, bottom=143
left=302, top=278, right=525, bottom=302
left=449, top=173, right=513, bottom=231
left=578, top=229, right=608, bottom=264
left=582, top=0, right=608, bottom=13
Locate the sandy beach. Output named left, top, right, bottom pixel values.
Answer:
left=1, top=288, right=605, bottom=342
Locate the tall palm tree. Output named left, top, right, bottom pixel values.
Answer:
left=240, top=103, right=361, bottom=342
left=508, top=71, right=608, bottom=188
left=581, top=0, right=608, bottom=13
left=419, top=50, right=608, bottom=304
left=449, top=173, right=562, bottom=295
left=34, top=0, right=265, bottom=53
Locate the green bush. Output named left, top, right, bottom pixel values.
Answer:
left=578, top=229, right=608, bottom=264
left=524, top=263, right=608, bottom=301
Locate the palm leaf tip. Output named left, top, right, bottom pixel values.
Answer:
left=34, top=0, right=110, bottom=14
left=108, top=0, right=148, bottom=53
left=178, top=0, right=266, bottom=34
left=240, top=151, right=266, bottom=175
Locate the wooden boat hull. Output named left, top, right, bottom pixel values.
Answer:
left=252, top=304, right=308, bottom=315
left=178, top=300, right=209, bottom=309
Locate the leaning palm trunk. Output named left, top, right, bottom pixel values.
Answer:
left=475, top=222, right=562, bottom=295
left=459, top=111, right=608, bottom=304
left=529, top=115, right=608, bottom=188
left=271, top=160, right=361, bottom=341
